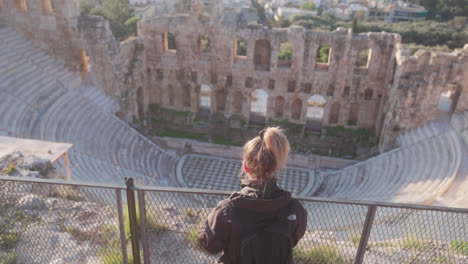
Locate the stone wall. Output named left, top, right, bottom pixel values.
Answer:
left=1, top=0, right=467, bottom=148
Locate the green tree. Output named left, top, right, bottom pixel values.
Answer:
left=278, top=42, right=293, bottom=61
left=80, top=0, right=93, bottom=16
left=88, top=0, right=140, bottom=41
left=300, top=1, right=316, bottom=11
left=317, top=45, right=330, bottom=63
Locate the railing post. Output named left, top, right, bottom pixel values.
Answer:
left=116, top=189, right=129, bottom=264
left=355, top=205, right=377, bottom=264
left=126, top=177, right=141, bottom=264
left=138, top=190, right=151, bottom=264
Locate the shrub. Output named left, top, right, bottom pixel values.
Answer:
left=186, top=221, right=204, bottom=248
left=123, top=204, right=168, bottom=240
left=57, top=186, right=82, bottom=201
left=451, top=240, right=468, bottom=256
left=0, top=249, right=18, bottom=264
left=403, top=237, right=425, bottom=250
left=293, top=245, right=345, bottom=264
left=0, top=232, right=19, bottom=249
left=300, top=1, right=316, bottom=11
left=5, top=165, right=16, bottom=175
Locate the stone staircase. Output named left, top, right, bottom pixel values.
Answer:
left=311, top=122, right=462, bottom=205
left=0, top=26, right=178, bottom=186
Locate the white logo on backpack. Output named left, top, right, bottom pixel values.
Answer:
left=288, top=214, right=296, bottom=221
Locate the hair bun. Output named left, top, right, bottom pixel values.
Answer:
left=262, top=127, right=290, bottom=169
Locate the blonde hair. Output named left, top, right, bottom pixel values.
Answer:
left=242, top=127, right=290, bottom=180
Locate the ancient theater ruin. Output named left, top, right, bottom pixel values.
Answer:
left=0, top=0, right=467, bottom=207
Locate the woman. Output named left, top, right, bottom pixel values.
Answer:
left=199, top=127, right=307, bottom=264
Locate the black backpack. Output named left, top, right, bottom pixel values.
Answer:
left=232, top=201, right=295, bottom=264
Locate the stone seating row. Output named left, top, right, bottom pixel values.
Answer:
left=0, top=26, right=177, bottom=185
left=311, top=126, right=461, bottom=205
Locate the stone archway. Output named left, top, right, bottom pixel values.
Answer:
left=274, top=96, right=285, bottom=119
left=438, top=84, right=461, bottom=112
left=250, top=89, right=268, bottom=125
left=306, top=95, right=326, bottom=131
left=232, top=91, right=243, bottom=113
left=291, top=98, right=302, bottom=120
left=254, top=39, right=271, bottom=71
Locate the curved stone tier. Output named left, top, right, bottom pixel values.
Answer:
left=311, top=124, right=461, bottom=204
left=0, top=26, right=178, bottom=186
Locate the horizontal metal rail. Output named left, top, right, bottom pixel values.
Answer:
left=2, top=175, right=467, bottom=213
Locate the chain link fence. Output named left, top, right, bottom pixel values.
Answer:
left=1, top=176, right=467, bottom=264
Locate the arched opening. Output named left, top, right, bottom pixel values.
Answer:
left=41, top=0, right=54, bottom=15
left=348, top=103, right=359, bottom=126
left=274, top=96, right=285, bottom=119
left=137, top=87, right=144, bottom=118
left=198, top=84, right=211, bottom=118
left=316, top=44, right=331, bottom=69
left=355, top=48, right=372, bottom=69
left=291, top=99, right=302, bottom=120
left=182, top=85, right=191, bottom=107
left=288, top=80, right=296, bottom=93
left=199, top=35, right=211, bottom=54
left=306, top=95, right=326, bottom=131
left=254, top=39, right=270, bottom=71
left=15, top=0, right=27, bottom=12
left=168, top=85, right=175, bottom=106
left=162, top=32, right=176, bottom=52
left=329, top=102, right=340, bottom=124
left=342, top=86, right=350, bottom=98
left=250, top=89, right=268, bottom=125
left=438, top=84, right=461, bottom=112
left=216, top=89, right=225, bottom=112
left=364, top=89, right=373, bottom=100
left=278, top=41, right=292, bottom=68
left=78, top=50, right=90, bottom=79
left=232, top=91, right=243, bottom=113
left=234, top=38, right=247, bottom=58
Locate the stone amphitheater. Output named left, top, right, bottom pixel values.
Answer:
left=1, top=0, right=468, bottom=209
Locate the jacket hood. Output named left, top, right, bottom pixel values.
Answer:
left=229, top=178, right=292, bottom=213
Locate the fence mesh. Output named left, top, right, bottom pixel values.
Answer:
left=363, top=207, right=468, bottom=264
left=1, top=177, right=467, bottom=264
left=0, top=179, right=126, bottom=264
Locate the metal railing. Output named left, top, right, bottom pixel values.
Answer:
left=0, top=175, right=467, bottom=264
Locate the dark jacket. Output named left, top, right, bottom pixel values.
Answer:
left=199, top=178, right=307, bottom=264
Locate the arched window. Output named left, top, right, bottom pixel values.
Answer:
left=438, top=84, right=461, bottom=112
left=216, top=89, right=225, bottom=112
left=162, top=32, right=176, bottom=52
left=78, top=50, right=90, bottom=77
left=41, top=0, right=54, bottom=15
left=254, top=39, right=271, bottom=71
left=235, top=38, right=247, bottom=58
left=274, top=96, right=285, bottom=118
left=182, top=85, right=191, bottom=107
left=250, top=89, right=268, bottom=124
left=15, top=0, right=27, bottom=12
left=356, top=48, right=372, bottom=69
left=200, top=84, right=211, bottom=110
left=329, top=102, right=340, bottom=124
left=342, top=86, right=350, bottom=98
left=306, top=94, right=327, bottom=131
left=291, top=99, right=302, bottom=120
left=364, top=89, right=373, bottom=100
left=232, top=91, right=242, bottom=113
left=199, top=35, right=211, bottom=54
left=316, top=44, right=331, bottom=65
left=137, top=87, right=144, bottom=118
left=278, top=41, right=292, bottom=68
left=348, top=103, right=359, bottom=126
left=168, top=85, right=175, bottom=106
